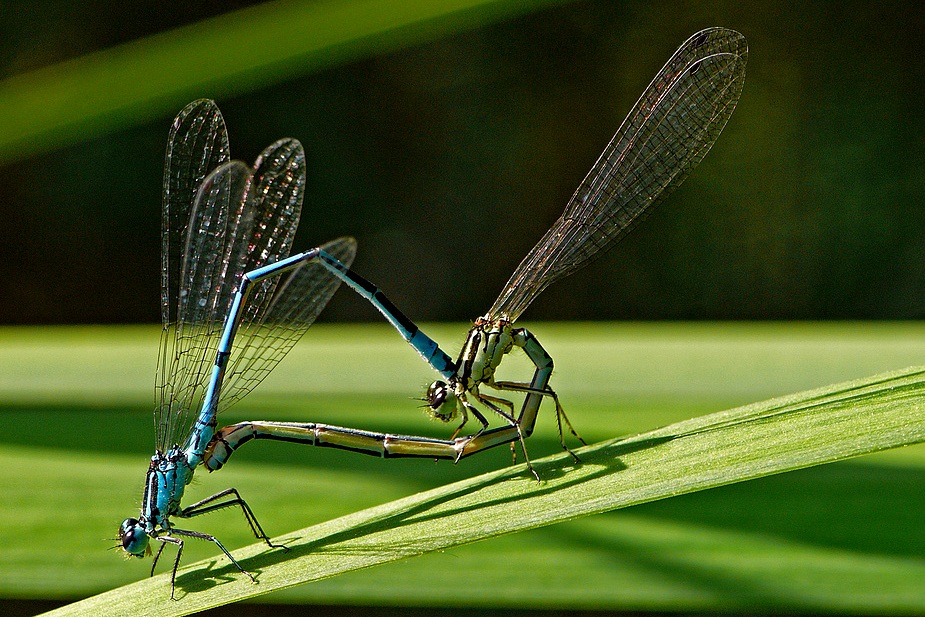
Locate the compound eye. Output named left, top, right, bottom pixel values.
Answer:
left=119, top=518, right=150, bottom=556
left=424, top=381, right=458, bottom=422
left=426, top=381, right=448, bottom=409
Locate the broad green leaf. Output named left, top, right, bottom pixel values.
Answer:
left=43, top=362, right=925, bottom=616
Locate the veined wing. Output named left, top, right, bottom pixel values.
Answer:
left=156, top=126, right=353, bottom=449
left=156, top=99, right=230, bottom=450
left=220, top=235, right=357, bottom=411
left=205, top=132, right=357, bottom=411
left=155, top=115, right=308, bottom=450
left=488, top=28, right=747, bottom=322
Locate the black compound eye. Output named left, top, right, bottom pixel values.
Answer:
left=120, top=518, right=139, bottom=534
left=426, top=381, right=448, bottom=409
left=119, top=518, right=149, bottom=555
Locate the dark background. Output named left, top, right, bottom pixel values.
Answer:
left=2, top=0, right=923, bottom=324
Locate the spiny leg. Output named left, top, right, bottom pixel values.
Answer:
left=168, top=527, right=257, bottom=596
left=151, top=539, right=169, bottom=577
left=151, top=535, right=185, bottom=600
left=450, top=405, right=469, bottom=439
left=492, top=380, right=586, bottom=462
left=475, top=392, right=539, bottom=481
left=452, top=395, right=491, bottom=441
left=178, top=487, right=288, bottom=552
left=477, top=392, right=520, bottom=465
left=479, top=393, right=516, bottom=419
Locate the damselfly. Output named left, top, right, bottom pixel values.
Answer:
left=119, top=26, right=747, bottom=598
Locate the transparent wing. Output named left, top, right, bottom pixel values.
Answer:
left=155, top=132, right=313, bottom=450
left=156, top=99, right=230, bottom=450
left=220, top=235, right=357, bottom=411
left=154, top=160, right=249, bottom=451
left=160, top=99, right=231, bottom=327
left=488, top=28, right=748, bottom=322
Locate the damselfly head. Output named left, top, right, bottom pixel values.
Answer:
left=424, top=380, right=458, bottom=422
left=119, top=517, right=151, bottom=558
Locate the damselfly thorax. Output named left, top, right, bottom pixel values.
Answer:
left=426, top=317, right=547, bottom=434
left=458, top=316, right=516, bottom=388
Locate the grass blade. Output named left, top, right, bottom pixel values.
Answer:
left=44, top=363, right=925, bottom=616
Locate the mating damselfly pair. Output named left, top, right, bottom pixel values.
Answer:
left=118, top=27, right=747, bottom=598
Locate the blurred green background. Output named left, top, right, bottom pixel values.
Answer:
left=2, top=0, right=922, bottom=325
left=2, top=1, right=925, bottom=616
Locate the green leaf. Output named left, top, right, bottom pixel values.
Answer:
left=43, top=362, right=925, bottom=616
